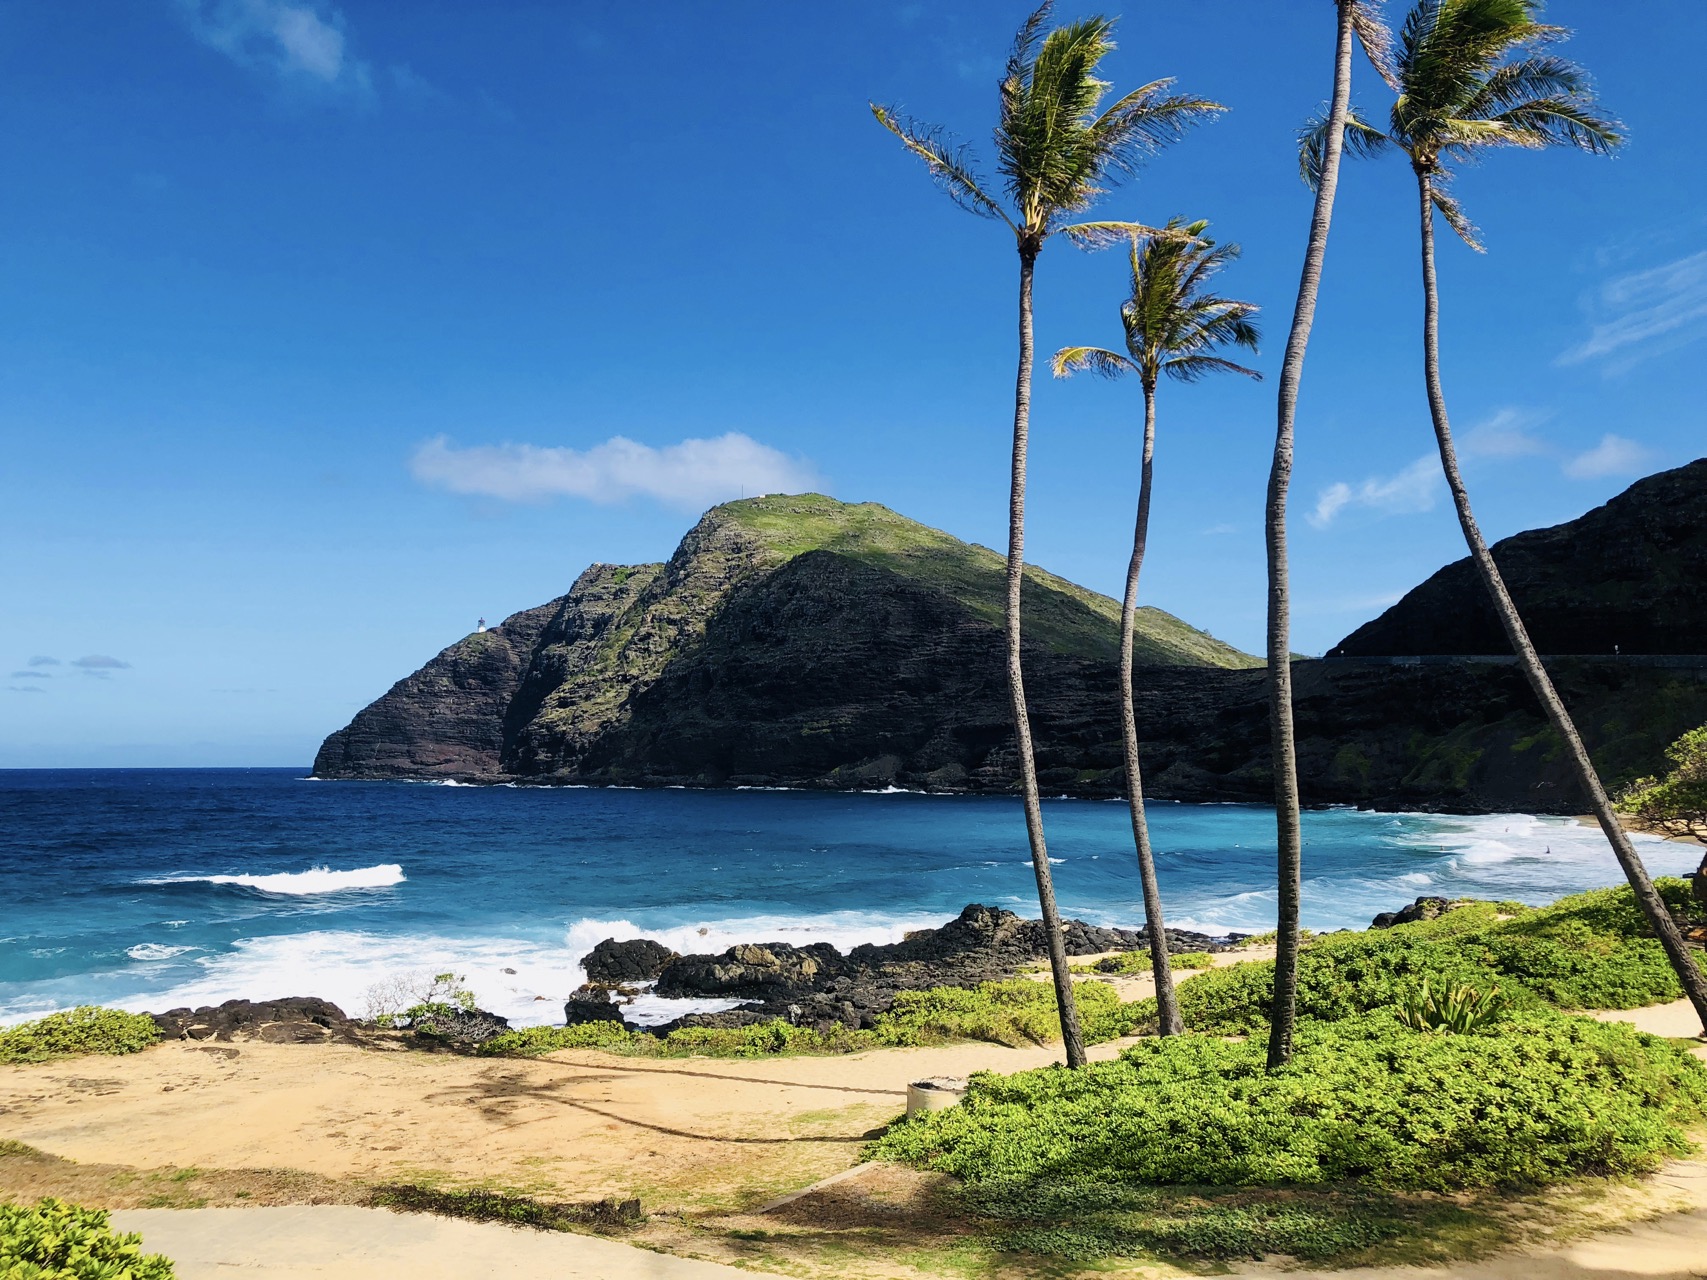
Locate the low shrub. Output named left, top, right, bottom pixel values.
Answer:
left=1175, top=882, right=1704, bottom=1033
left=0, top=1197, right=174, bottom=1278
left=0, top=1007, right=161, bottom=1065
left=993, top=1203, right=1397, bottom=1262
left=870, top=1010, right=1707, bottom=1192
left=481, top=978, right=1146, bottom=1059
left=958, top=1179, right=1403, bottom=1261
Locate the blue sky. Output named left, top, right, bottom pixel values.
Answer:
left=2, top=0, right=1703, bottom=767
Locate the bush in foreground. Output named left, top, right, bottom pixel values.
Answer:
left=0, top=1197, right=174, bottom=1279
left=0, top=1008, right=161, bottom=1065
left=871, top=1010, right=1707, bottom=1192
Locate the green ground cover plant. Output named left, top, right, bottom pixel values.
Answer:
left=1172, top=882, right=1702, bottom=1034
left=872, top=1009, right=1707, bottom=1192
left=480, top=977, right=1143, bottom=1059
left=0, top=1197, right=174, bottom=1278
left=0, top=1008, right=160, bottom=1065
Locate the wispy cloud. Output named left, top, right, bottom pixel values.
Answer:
left=1459, top=408, right=1549, bottom=460
left=9, top=671, right=49, bottom=680
left=1200, top=522, right=1238, bottom=536
left=29, top=656, right=60, bottom=667
left=1558, top=250, right=1707, bottom=370
left=1308, top=455, right=1441, bottom=529
left=410, top=433, right=821, bottom=510
left=1563, top=434, right=1655, bottom=480
left=71, top=655, right=132, bottom=679
left=174, top=0, right=400, bottom=100
left=7, top=686, right=45, bottom=694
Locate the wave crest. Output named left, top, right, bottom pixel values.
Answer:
left=140, top=864, right=406, bottom=895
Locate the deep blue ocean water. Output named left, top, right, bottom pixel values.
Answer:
left=3, top=768, right=1696, bottom=1028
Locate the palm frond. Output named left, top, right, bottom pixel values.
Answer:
left=1349, top=0, right=1401, bottom=89
left=1461, top=54, right=1587, bottom=119
left=1089, top=80, right=1226, bottom=181
left=1299, top=107, right=1390, bottom=191
left=1051, top=345, right=1137, bottom=379
left=1429, top=176, right=1482, bottom=251
left=1484, top=96, right=1622, bottom=154
left=1161, top=354, right=1264, bottom=383
left=1061, top=219, right=1185, bottom=249
left=870, top=104, right=1014, bottom=227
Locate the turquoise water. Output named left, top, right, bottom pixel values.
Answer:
left=2, top=768, right=1694, bottom=1027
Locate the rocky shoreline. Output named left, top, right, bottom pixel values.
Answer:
left=145, top=902, right=1232, bottom=1046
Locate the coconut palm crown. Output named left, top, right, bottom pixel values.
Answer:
left=1304, top=0, right=1621, bottom=246
left=1054, top=219, right=1261, bottom=389
left=872, top=4, right=1223, bottom=259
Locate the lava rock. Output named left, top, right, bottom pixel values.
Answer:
left=1370, top=896, right=1462, bottom=929
left=564, top=985, right=628, bottom=1026
left=149, top=997, right=363, bottom=1045
left=583, top=938, right=680, bottom=984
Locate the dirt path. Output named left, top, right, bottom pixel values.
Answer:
left=110, top=1205, right=750, bottom=1278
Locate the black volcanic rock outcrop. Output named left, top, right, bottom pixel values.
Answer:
left=637, top=904, right=1220, bottom=1034
left=1335, top=459, right=1707, bottom=657
left=317, top=472, right=1707, bottom=812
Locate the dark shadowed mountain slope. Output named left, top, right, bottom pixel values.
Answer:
left=315, top=495, right=1254, bottom=784
left=1334, top=458, right=1707, bottom=657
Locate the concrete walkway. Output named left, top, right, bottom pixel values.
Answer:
left=111, top=1206, right=750, bottom=1279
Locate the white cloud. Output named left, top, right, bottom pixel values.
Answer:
left=176, top=0, right=374, bottom=96
left=410, top=433, right=822, bottom=510
left=1558, top=250, right=1707, bottom=369
left=1459, top=408, right=1548, bottom=460
left=1563, top=434, right=1655, bottom=480
left=1308, top=454, right=1441, bottom=529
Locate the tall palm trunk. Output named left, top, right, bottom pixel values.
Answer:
left=1265, top=0, right=1356, bottom=1069
left=1120, top=380, right=1182, bottom=1034
left=1415, top=170, right=1707, bottom=1033
left=1010, top=243, right=1089, bottom=1068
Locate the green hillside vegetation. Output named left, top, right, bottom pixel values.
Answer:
left=721, top=494, right=1257, bottom=668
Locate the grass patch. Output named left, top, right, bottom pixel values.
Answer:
left=368, top=1184, right=642, bottom=1232
left=0, top=1197, right=175, bottom=1278
left=871, top=1008, right=1707, bottom=1193
left=480, top=977, right=1147, bottom=1060
left=0, top=1007, right=160, bottom=1065
left=1071, top=950, right=1214, bottom=976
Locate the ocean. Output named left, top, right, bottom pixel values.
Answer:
left=2, top=768, right=1696, bottom=1029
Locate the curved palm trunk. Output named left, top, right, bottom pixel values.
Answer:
left=1010, top=244, right=1089, bottom=1068
left=1120, top=381, right=1182, bottom=1034
left=1415, top=171, right=1707, bottom=1034
left=1265, top=0, right=1356, bottom=1070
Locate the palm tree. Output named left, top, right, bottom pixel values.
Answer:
left=1265, top=0, right=1394, bottom=1069
left=1341, top=0, right=1707, bottom=1031
left=1053, top=220, right=1260, bottom=1036
left=872, top=4, right=1220, bottom=1067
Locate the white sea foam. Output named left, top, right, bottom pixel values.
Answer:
left=139, top=864, right=406, bottom=895
left=126, top=943, right=195, bottom=961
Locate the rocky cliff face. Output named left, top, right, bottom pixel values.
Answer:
left=1335, top=458, right=1707, bottom=656
left=316, top=474, right=1707, bottom=812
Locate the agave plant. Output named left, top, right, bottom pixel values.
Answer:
left=1397, top=977, right=1503, bottom=1033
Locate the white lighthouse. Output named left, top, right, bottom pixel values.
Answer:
left=476, top=617, right=488, bottom=633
